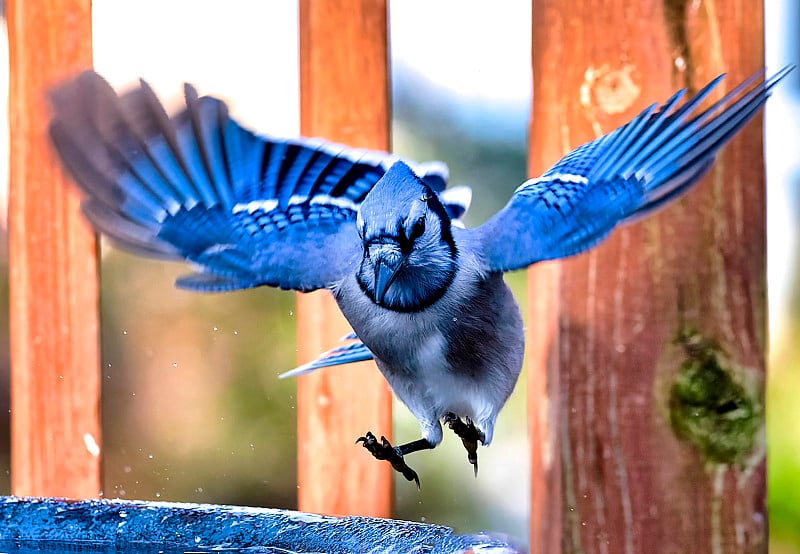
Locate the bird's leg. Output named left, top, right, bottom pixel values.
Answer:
left=443, top=413, right=486, bottom=476
left=356, top=431, right=433, bottom=488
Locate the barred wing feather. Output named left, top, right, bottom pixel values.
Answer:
left=475, top=68, right=793, bottom=273
left=48, top=71, right=465, bottom=293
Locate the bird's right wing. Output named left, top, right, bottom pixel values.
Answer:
left=48, top=71, right=456, bottom=293
left=472, top=67, right=792, bottom=274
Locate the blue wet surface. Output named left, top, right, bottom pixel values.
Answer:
left=0, top=542, right=200, bottom=553
left=0, top=497, right=521, bottom=553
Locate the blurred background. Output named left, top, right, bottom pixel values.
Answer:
left=0, top=1, right=797, bottom=551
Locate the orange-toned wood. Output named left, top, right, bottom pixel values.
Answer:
left=527, top=262, right=561, bottom=554
left=296, top=0, right=392, bottom=517
left=528, top=1, right=766, bottom=552
left=7, top=0, right=100, bottom=498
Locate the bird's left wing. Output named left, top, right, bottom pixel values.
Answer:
left=48, top=71, right=457, bottom=293
left=473, top=67, right=793, bottom=273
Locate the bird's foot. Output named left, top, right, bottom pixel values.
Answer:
left=356, top=431, right=420, bottom=488
left=444, top=413, right=486, bottom=477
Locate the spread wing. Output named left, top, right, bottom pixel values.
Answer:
left=474, top=67, right=793, bottom=273
left=48, top=71, right=467, bottom=292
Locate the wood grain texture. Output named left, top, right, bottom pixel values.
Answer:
left=527, top=262, right=562, bottom=554
left=528, top=1, right=766, bottom=552
left=296, top=0, right=392, bottom=517
left=7, top=0, right=100, bottom=498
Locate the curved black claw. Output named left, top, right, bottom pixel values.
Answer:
left=356, top=431, right=420, bottom=488
left=444, top=413, right=486, bottom=477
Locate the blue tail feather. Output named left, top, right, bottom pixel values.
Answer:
left=278, top=339, right=374, bottom=379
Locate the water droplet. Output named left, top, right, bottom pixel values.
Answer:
left=83, top=433, right=101, bottom=457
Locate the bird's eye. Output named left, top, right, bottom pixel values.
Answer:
left=409, top=215, right=426, bottom=241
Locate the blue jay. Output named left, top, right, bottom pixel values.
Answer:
left=48, top=67, right=791, bottom=487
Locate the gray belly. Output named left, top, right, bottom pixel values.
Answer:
left=333, top=270, right=525, bottom=433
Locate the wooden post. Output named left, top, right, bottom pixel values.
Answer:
left=7, top=0, right=100, bottom=498
left=527, top=263, right=562, bottom=553
left=296, top=0, right=392, bottom=517
left=528, top=1, right=767, bottom=552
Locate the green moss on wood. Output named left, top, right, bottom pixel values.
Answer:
left=669, top=329, right=762, bottom=466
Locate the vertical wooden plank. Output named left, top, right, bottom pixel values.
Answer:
left=7, top=0, right=100, bottom=498
left=529, top=1, right=766, bottom=552
left=527, top=262, right=561, bottom=554
left=296, top=0, right=392, bottom=517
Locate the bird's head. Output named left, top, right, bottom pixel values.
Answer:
left=355, top=161, right=457, bottom=312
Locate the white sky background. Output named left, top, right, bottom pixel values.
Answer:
left=765, top=0, right=800, bottom=350
left=92, top=1, right=300, bottom=136
left=389, top=2, right=532, bottom=103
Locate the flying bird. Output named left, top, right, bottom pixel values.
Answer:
left=48, top=67, right=791, bottom=487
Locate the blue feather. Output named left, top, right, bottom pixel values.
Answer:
left=48, top=71, right=462, bottom=293
left=279, top=340, right=374, bottom=379
left=476, top=68, right=793, bottom=272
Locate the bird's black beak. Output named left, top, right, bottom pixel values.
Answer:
left=374, top=257, right=402, bottom=305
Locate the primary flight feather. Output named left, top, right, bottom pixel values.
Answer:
left=48, top=67, right=791, bottom=486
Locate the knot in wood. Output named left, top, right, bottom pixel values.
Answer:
left=668, top=329, right=762, bottom=466
left=581, top=64, right=641, bottom=115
